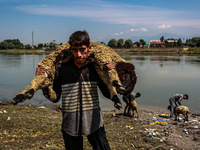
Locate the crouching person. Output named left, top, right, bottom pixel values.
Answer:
left=123, top=92, right=141, bottom=118
left=168, top=93, right=189, bottom=119
left=36, top=31, right=117, bottom=150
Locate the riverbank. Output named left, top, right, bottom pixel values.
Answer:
left=0, top=49, right=48, bottom=54
left=0, top=47, right=200, bottom=55
left=114, top=47, right=200, bottom=55
left=1, top=104, right=200, bottom=150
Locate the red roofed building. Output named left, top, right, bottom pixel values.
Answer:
left=150, top=40, right=163, bottom=47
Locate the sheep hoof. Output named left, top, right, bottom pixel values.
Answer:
left=10, top=94, right=25, bottom=105
left=112, top=80, right=126, bottom=94
left=25, top=89, right=35, bottom=99
left=114, top=102, right=122, bottom=110
left=117, top=86, right=126, bottom=95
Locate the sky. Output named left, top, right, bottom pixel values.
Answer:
left=0, top=0, right=200, bottom=45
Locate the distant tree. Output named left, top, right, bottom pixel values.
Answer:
left=185, top=39, right=189, bottom=44
left=24, top=44, right=32, bottom=49
left=49, top=42, right=57, bottom=48
left=44, top=43, right=47, bottom=47
left=139, top=39, right=146, bottom=46
left=177, top=38, right=182, bottom=46
left=185, top=37, right=200, bottom=47
left=99, top=41, right=106, bottom=45
left=160, top=36, right=164, bottom=42
left=38, top=43, right=44, bottom=49
left=125, top=39, right=133, bottom=48
left=7, top=42, right=15, bottom=49
left=8, top=39, right=23, bottom=49
left=117, top=38, right=124, bottom=48
left=196, top=41, right=200, bottom=47
left=108, top=39, right=117, bottom=48
left=0, top=41, right=9, bottom=49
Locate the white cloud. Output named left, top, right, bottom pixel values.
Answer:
left=130, top=28, right=136, bottom=32
left=113, top=32, right=124, bottom=36
left=141, top=28, right=147, bottom=32
left=113, top=33, right=119, bottom=36
left=15, top=0, right=200, bottom=28
left=130, top=28, right=147, bottom=32
left=158, top=24, right=172, bottom=29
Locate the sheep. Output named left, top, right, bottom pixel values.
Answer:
left=128, top=101, right=139, bottom=118
left=10, top=41, right=137, bottom=107
left=174, top=105, right=189, bottom=121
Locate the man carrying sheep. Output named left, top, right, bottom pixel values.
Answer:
left=168, top=93, right=189, bottom=119
left=36, top=30, right=120, bottom=150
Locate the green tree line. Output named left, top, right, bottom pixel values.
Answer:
left=106, top=36, right=200, bottom=48
left=1, top=36, right=200, bottom=50
left=0, top=39, right=62, bottom=50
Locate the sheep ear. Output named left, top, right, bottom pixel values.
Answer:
left=88, top=45, right=92, bottom=51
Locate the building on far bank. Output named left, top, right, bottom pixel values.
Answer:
left=144, top=44, right=150, bottom=48
left=150, top=40, right=163, bottom=47
left=133, top=42, right=143, bottom=48
left=164, top=38, right=178, bottom=47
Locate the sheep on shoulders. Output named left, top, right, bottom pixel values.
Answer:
left=10, top=41, right=137, bottom=109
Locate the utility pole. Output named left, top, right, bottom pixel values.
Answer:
left=32, top=31, right=34, bottom=46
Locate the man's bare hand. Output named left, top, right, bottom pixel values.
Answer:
left=105, top=62, right=116, bottom=71
left=36, top=65, right=47, bottom=76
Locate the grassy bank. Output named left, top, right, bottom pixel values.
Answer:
left=1, top=104, right=200, bottom=150
left=1, top=47, right=200, bottom=55
left=0, top=49, right=49, bottom=54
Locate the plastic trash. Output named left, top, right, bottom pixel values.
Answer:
left=7, top=117, right=10, bottom=120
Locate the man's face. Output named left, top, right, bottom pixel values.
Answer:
left=70, top=45, right=90, bottom=68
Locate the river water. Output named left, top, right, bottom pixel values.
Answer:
left=0, top=53, right=200, bottom=112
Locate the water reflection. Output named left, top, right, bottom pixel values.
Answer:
left=0, top=53, right=200, bottom=113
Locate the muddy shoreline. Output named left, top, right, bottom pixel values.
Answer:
left=1, top=104, right=200, bottom=150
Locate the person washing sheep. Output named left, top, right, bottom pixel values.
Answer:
left=123, top=92, right=141, bottom=117
left=120, top=73, right=140, bottom=117
left=168, top=93, right=189, bottom=119
left=36, top=30, right=117, bottom=150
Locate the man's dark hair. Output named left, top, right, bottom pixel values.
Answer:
left=184, top=94, right=188, bottom=99
left=136, top=92, right=141, bottom=97
left=69, top=30, right=90, bottom=47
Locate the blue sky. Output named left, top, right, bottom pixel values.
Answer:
left=1, top=0, right=200, bottom=44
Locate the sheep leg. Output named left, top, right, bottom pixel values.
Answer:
left=42, top=86, right=57, bottom=102
left=185, top=112, right=189, bottom=121
left=11, top=75, right=48, bottom=105
left=132, top=110, right=135, bottom=118
left=135, top=107, right=139, bottom=118
left=94, top=65, right=117, bottom=99
left=108, top=69, right=126, bottom=95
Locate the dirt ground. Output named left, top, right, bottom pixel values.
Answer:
left=0, top=104, right=200, bottom=150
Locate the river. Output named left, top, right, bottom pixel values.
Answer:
left=0, top=53, right=200, bottom=112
